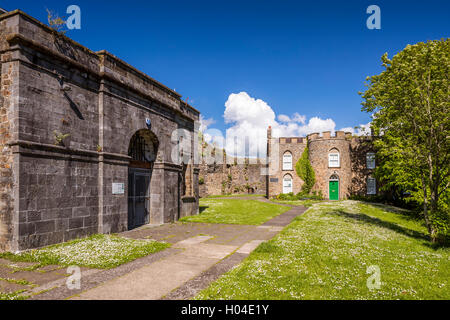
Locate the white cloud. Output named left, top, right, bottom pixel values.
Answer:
left=199, top=114, right=216, bottom=132
left=222, top=92, right=336, bottom=157
left=277, top=114, right=291, bottom=123
left=340, top=122, right=371, bottom=136
left=292, top=112, right=306, bottom=124
left=202, top=92, right=368, bottom=158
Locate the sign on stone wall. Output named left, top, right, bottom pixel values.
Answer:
left=112, top=183, right=125, bottom=195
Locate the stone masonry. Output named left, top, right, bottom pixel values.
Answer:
left=0, top=10, right=199, bottom=251
left=267, top=127, right=376, bottom=199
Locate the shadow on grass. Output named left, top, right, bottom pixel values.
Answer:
left=332, top=208, right=450, bottom=249
left=367, top=203, right=422, bottom=221
left=199, top=205, right=209, bottom=214
left=329, top=209, right=431, bottom=243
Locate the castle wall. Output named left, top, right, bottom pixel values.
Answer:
left=308, top=131, right=352, bottom=199
left=267, top=128, right=376, bottom=200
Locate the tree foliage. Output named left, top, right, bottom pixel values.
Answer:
left=295, top=146, right=316, bottom=194
left=360, top=39, right=450, bottom=243
left=46, top=8, right=67, bottom=34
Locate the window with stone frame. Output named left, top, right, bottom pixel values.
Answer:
left=366, top=152, right=376, bottom=169
left=367, top=177, right=376, bottom=195
left=283, top=152, right=293, bottom=170
left=328, top=152, right=340, bottom=167
left=283, top=174, right=293, bottom=193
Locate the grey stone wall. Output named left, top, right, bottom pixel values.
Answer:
left=0, top=10, right=199, bottom=251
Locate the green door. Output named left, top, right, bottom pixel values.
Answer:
left=329, top=180, right=339, bottom=200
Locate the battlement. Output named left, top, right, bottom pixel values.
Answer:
left=307, top=131, right=353, bottom=141
left=278, top=137, right=307, bottom=144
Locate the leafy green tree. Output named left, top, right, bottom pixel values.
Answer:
left=295, top=146, right=316, bottom=194
left=360, top=39, right=449, bottom=243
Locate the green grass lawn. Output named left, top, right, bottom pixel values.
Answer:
left=0, top=234, right=170, bottom=269
left=271, top=199, right=323, bottom=207
left=180, top=198, right=291, bottom=225
left=195, top=200, right=450, bottom=300
left=204, top=194, right=264, bottom=198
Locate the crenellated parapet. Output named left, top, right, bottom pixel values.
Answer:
left=307, top=131, right=353, bottom=141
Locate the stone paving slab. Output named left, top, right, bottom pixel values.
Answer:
left=0, top=280, right=29, bottom=293
left=236, top=240, right=265, bottom=254
left=71, top=242, right=238, bottom=300
left=173, top=235, right=213, bottom=247
left=30, top=248, right=180, bottom=300
left=161, top=252, right=248, bottom=300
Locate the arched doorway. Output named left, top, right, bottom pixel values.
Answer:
left=329, top=174, right=339, bottom=200
left=127, top=129, right=158, bottom=230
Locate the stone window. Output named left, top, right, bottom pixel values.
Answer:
left=283, top=174, right=293, bottom=194
left=366, top=152, right=376, bottom=169
left=367, top=177, right=376, bottom=195
left=328, top=152, right=340, bottom=168
left=283, top=152, right=293, bottom=170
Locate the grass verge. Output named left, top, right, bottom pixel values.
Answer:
left=195, top=200, right=450, bottom=300
left=0, top=234, right=170, bottom=269
left=180, top=198, right=291, bottom=225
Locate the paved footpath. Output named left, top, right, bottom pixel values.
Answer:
left=27, top=201, right=306, bottom=300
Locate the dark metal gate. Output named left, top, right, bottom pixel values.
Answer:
left=128, top=168, right=151, bottom=230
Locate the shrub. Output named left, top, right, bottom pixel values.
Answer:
left=276, top=191, right=324, bottom=201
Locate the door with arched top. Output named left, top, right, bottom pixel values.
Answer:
left=127, top=130, right=158, bottom=230
left=329, top=174, right=339, bottom=200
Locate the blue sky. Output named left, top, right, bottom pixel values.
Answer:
left=2, top=0, right=449, bottom=154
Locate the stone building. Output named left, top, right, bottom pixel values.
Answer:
left=0, top=10, right=199, bottom=251
left=266, top=127, right=377, bottom=199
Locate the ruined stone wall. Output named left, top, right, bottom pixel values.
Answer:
left=0, top=10, right=199, bottom=250
left=198, top=155, right=266, bottom=197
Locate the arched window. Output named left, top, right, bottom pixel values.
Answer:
left=128, top=129, right=158, bottom=168
left=283, top=152, right=293, bottom=170
left=366, top=152, right=376, bottom=169
left=283, top=174, right=293, bottom=194
left=328, top=150, right=340, bottom=168
left=367, top=177, right=376, bottom=195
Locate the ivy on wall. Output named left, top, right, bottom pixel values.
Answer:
left=295, top=146, right=316, bottom=194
